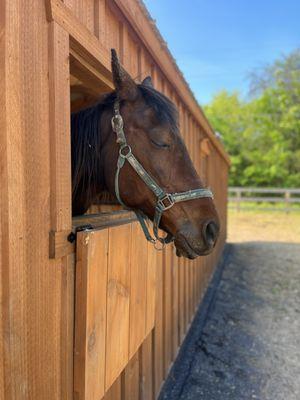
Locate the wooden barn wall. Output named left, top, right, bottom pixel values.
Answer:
left=0, top=1, right=229, bottom=400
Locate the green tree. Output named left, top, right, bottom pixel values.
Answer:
left=204, top=48, right=300, bottom=187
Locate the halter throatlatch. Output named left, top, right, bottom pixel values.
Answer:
left=111, top=99, right=214, bottom=248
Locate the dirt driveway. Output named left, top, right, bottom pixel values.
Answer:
left=160, top=211, right=300, bottom=400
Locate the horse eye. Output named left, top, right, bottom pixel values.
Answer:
left=150, top=139, right=170, bottom=149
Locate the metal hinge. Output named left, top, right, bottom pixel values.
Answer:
left=67, top=224, right=94, bottom=243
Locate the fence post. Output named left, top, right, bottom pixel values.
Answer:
left=285, top=190, right=290, bottom=213
left=236, top=189, right=241, bottom=211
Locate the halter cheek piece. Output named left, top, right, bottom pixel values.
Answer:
left=111, top=99, right=214, bottom=248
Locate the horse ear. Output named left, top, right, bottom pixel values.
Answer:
left=111, top=49, right=138, bottom=101
left=142, top=76, right=153, bottom=88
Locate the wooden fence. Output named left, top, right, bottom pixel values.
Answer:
left=0, top=1, right=230, bottom=399
left=229, top=187, right=300, bottom=211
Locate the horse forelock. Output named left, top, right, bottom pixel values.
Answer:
left=138, top=84, right=179, bottom=133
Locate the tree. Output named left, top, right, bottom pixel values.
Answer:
left=204, top=48, right=300, bottom=187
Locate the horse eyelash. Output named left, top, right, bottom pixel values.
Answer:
left=150, top=139, right=170, bottom=149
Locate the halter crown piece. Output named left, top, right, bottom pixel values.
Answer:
left=111, top=99, right=214, bottom=249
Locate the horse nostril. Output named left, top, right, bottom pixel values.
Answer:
left=203, top=221, right=219, bottom=247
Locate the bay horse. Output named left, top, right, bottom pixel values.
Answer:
left=71, top=50, right=219, bottom=259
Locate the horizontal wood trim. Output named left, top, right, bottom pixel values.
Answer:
left=70, top=49, right=113, bottom=95
left=72, top=210, right=137, bottom=231
left=49, top=230, right=75, bottom=259
left=50, top=211, right=137, bottom=258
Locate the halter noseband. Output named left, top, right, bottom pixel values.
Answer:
left=111, top=99, right=214, bottom=248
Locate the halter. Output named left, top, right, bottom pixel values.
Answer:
left=111, top=99, right=214, bottom=248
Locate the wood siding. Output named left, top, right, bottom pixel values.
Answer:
left=0, top=1, right=229, bottom=399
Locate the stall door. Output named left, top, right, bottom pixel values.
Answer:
left=74, top=222, right=157, bottom=400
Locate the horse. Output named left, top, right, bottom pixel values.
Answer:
left=71, top=49, right=220, bottom=259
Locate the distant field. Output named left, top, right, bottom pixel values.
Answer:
left=228, top=201, right=300, bottom=212
left=227, top=209, right=300, bottom=243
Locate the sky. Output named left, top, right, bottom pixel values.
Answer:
left=142, top=0, right=300, bottom=105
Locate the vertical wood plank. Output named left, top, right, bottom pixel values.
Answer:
left=94, top=0, right=106, bottom=42
left=172, top=250, right=179, bottom=356
left=178, top=258, right=186, bottom=343
left=0, top=2, right=68, bottom=398
left=129, top=222, right=147, bottom=358
left=122, top=352, right=140, bottom=400
left=0, top=204, right=3, bottom=400
left=69, top=0, right=95, bottom=33
left=106, top=2, right=121, bottom=54
left=145, top=241, right=157, bottom=335
left=61, top=253, right=75, bottom=400
left=140, top=48, right=152, bottom=80
left=153, top=250, right=164, bottom=398
left=140, top=333, right=154, bottom=400
left=49, top=21, right=71, bottom=233
left=74, top=230, right=108, bottom=400
left=103, top=376, right=122, bottom=400
left=0, top=1, right=7, bottom=394
left=106, top=224, right=131, bottom=390
left=85, top=0, right=95, bottom=34
left=185, top=260, right=189, bottom=330
left=0, top=2, right=5, bottom=393
left=164, top=247, right=173, bottom=372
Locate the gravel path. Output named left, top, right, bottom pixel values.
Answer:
left=159, top=241, right=300, bottom=400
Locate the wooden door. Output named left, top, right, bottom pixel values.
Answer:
left=73, top=222, right=156, bottom=400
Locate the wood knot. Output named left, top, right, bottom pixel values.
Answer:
left=107, top=279, right=129, bottom=298
left=88, top=330, right=96, bottom=353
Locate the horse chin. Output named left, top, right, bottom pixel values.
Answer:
left=174, top=233, right=213, bottom=259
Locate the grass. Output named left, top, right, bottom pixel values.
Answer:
left=228, top=201, right=300, bottom=212
left=227, top=208, right=300, bottom=243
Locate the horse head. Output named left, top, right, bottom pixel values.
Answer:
left=72, top=50, right=220, bottom=259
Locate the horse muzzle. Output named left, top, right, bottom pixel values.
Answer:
left=174, top=220, right=220, bottom=259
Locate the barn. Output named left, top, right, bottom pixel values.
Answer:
left=0, top=1, right=230, bottom=399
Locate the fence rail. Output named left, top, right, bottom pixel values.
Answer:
left=229, top=187, right=300, bottom=211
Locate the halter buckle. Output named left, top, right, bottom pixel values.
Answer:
left=154, top=240, right=166, bottom=251
left=157, top=194, right=174, bottom=211
left=111, top=114, right=123, bottom=131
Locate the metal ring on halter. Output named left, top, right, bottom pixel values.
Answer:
left=119, top=145, right=132, bottom=158
left=154, top=239, right=166, bottom=251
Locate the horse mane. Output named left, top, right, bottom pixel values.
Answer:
left=71, top=92, right=116, bottom=210
left=71, top=84, right=178, bottom=214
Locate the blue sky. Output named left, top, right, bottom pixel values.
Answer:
left=143, top=0, right=300, bottom=105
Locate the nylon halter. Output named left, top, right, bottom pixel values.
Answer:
left=111, top=99, right=214, bottom=248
